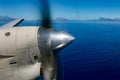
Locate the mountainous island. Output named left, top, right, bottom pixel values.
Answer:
left=0, top=16, right=120, bottom=22
left=88, top=17, right=120, bottom=22
left=0, top=16, right=15, bottom=21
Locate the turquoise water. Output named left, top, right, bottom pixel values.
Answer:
left=1, top=21, right=120, bottom=80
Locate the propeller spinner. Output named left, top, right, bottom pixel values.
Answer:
left=38, top=0, right=75, bottom=80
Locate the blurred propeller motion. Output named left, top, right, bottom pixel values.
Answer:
left=39, top=0, right=75, bottom=80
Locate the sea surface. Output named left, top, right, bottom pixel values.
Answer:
left=1, top=21, right=120, bottom=80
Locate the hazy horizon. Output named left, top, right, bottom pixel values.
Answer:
left=0, top=0, right=120, bottom=20
left=1, top=16, right=120, bottom=21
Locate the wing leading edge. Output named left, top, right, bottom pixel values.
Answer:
left=1, top=19, right=24, bottom=28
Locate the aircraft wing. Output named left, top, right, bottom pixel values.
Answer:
left=1, top=19, right=24, bottom=28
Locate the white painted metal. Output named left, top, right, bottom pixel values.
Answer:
left=0, top=27, right=41, bottom=80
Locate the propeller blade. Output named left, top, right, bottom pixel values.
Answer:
left=39, top=0, right=75, bottom=80
left=42, top=52, right=57, bottom=80
left=41, top=0, right=52, bottom=28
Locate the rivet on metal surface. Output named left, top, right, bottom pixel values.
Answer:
left=5, top=32, right=11, bottom=37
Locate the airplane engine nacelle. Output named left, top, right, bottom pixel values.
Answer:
left=0, top=27, right=40, bottom=65
left=0, top=27, right=41, bottom=80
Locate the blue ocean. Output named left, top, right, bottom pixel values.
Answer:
left=52, top=21, right=120, bottom=80
left=1, top=21, right=120, bottom=80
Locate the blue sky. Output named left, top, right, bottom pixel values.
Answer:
left=0, top=0, right=120, bottom=20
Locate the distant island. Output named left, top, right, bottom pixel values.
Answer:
left=55, top=17, right=120, bottom=22
left=55, top=17, right=68, bottom=21
left=87, top=17, right=120, bottom=22
left=1, top=16, right=120, bottom=22
left=0, top=16, right=15, bottom=21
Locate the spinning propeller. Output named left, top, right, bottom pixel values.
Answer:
left=38, top=0, right=75, bottom=80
